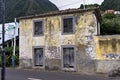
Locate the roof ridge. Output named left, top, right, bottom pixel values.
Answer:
left=18, top=7, right=100, bottom=20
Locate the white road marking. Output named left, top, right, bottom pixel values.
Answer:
left=28, top=78, right=42, bottom=80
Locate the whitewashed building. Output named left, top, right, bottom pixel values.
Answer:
left=114, top=11, right=120, bottom=15
left=0, top=22, right=19, bottom=47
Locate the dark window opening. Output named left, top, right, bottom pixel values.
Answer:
left=34, top=21, right=43, bottom=36
left=8, top=41, right=12, bottom=47
left=63, top=17, right=74, bottom=33
left=16, top=38, right=19, bottom=46
left=18, top=28, right=19, bottom=35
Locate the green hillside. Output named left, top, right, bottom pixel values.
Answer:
left=101, top=0, right=120, bottom=11
left=0, top=0, right=58, bottom=23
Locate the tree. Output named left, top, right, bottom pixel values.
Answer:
left=101, top=0, right=120, bottom=11
left=79, top=4, right=100, bottom=9
left=100, top=14, right=120, bottom=35
left=0, top=46, right=19, bottom=67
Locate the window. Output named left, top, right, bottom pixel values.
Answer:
left=62, top=17, right=74, bottom=34
left=33, top=47, right=44, bottom=66
left=33, top=20, right=43, bottom=36
left=62, top=46, right=75, bottom=68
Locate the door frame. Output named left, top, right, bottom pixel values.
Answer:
left=32, top=46, right=45, bottom=69
left=61, top=45, right=76, bottom=71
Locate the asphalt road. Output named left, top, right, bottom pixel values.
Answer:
left=0, top=68, right=119, bottom=80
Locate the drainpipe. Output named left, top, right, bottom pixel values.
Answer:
left=12, top=18, right=17, bottom=68
left=97, top=19, right=100, bottom=36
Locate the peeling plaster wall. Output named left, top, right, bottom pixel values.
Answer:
left=19, top=19, right=33, bottom=68
left=19, top=11, right=99, bottom=71
left=94, top=35, right=120, bottom=60
left=75, top=12, right=98, bottom=74
left=94, top=35, right=120, bottom=73
left=75, top=12, right=98, bottom=59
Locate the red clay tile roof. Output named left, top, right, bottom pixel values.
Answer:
left=18, top=7, right=101, bottom=21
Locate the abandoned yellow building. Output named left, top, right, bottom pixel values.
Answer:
left=18, top=8, right=101, bottom=73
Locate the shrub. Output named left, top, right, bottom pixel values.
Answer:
left=0, top=46, right=19, bottom=67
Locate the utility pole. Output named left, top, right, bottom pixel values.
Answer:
left=12, top=18, right=16, bottom=68
left=1, top=0, right=6, bottom=80
left=83, top=0, right=86, bottom=9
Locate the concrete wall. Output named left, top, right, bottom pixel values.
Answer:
left=94, top=35, right=120, bottom=73
left=96, top=60, right=120, bottom=73
left=19, top=11, right=99, bottom=73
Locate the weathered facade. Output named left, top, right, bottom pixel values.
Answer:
left=95, top=35, right=120, bottom=60
left=94, top=35, right=120, bottom=73
left=19, top=8, right=101, bottom=73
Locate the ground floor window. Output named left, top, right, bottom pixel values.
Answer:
left=33, top=47, right=44, bottom=67
left=62, top=46, right=75, bottom=68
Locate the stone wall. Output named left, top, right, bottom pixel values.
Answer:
left=96, top=60, right=120, bottom=73
left=45, top=59, right=61, bottom=70
left=76, top=44, right=96, bottom=74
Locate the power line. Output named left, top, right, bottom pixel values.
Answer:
left=83, top=0, right=86, bottom=9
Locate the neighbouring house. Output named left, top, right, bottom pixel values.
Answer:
left=105, top=9, right=114, bottom=14
left=0, top=22, right=19, bottom=48
left=18, top=8, right=101, bottom=74
left=114, top=11, right=120, bottom=15
left=0, top=36, right=19, bottom=48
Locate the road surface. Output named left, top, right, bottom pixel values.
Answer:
left=0, top=68, right=119, bottom=80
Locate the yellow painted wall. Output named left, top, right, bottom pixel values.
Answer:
left=19, top=11, right=98, bottom=60
left=94, top=35, right=120, bottom=60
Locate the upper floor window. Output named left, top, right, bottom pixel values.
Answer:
left=33, top=20, right=44, bottom=36
left=62, top=16, right=74, bottom=34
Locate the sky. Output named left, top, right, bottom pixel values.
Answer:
left=49, top=0, right=104, bottom=10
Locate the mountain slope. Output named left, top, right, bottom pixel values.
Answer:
left=1, top=0, right=58, bottom=23
left=101, top=0, right=120, bottom=11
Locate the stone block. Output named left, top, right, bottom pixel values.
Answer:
left=19, top=58, right=32, bottom=68
left=96, top=60, right=120, bottom=73
left=45, top=59, right=61, bottom=70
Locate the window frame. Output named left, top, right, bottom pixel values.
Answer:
left=62, top=16, right=75, bottom=35
left=32, top=46, right=45, bottom=68
left=33, top=20, right=44, bottom=37
left=61, top=45, right=76, bottom=71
